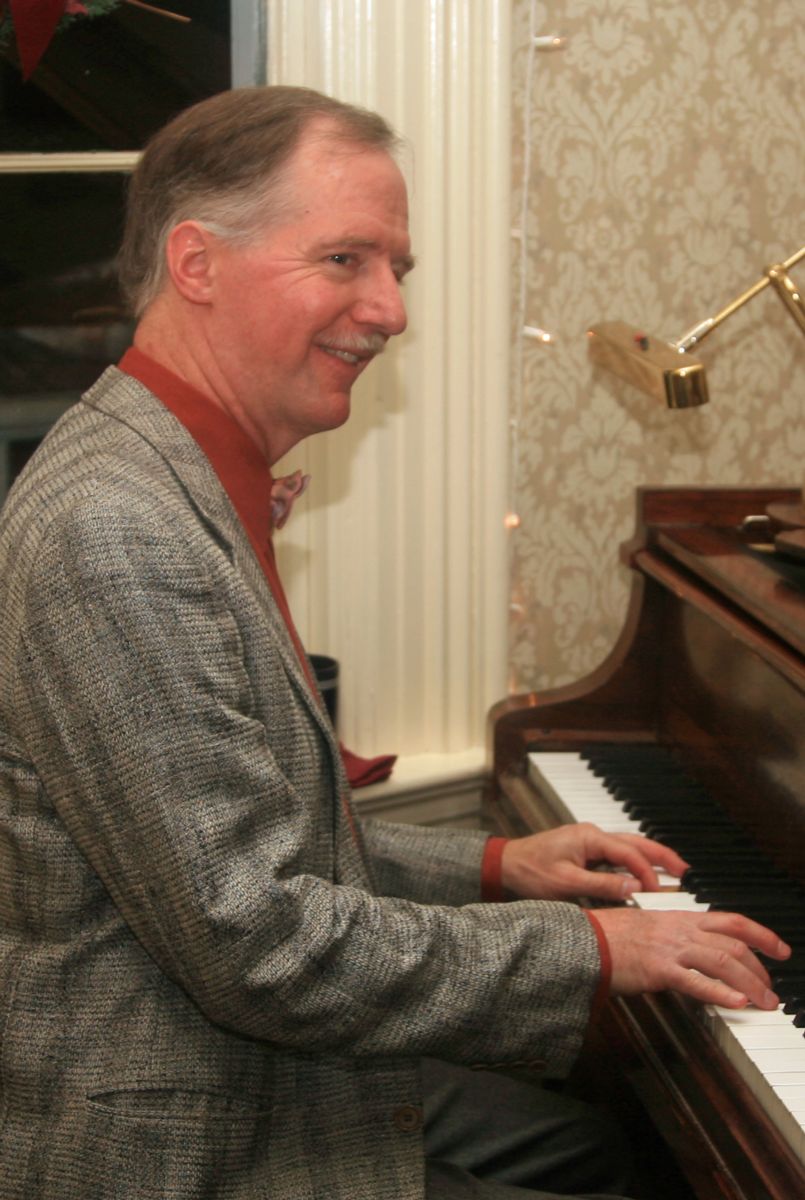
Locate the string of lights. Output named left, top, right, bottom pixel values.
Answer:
left=507, top=4, right=567, bottom=536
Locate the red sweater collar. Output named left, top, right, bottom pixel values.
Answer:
left=118, top=346, right=273, bottom=548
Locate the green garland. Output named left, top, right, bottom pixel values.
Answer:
left=0, top=1, right=124, bottom=54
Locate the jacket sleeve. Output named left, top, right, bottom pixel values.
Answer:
left=14, top=495, right=601, bottom=1077
left=359, top=817, right=490, bottom=906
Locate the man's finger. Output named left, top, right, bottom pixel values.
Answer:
left=699, top=911, right=791, bottom=960
left=587, top=839, right=661, bottom=892
left=679, top=950, right=778, bottom=1010
left=666, top=965, right=751, bottom=1010
left=575, top=870, right=644, bottom=903
left=581, top=830, right=687, bottom=891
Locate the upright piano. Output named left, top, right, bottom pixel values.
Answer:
left=485, top=487, right=805, bottom=1200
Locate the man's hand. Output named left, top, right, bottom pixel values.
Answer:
left=593, top=905, right=791, bottom=1009
left=500, top=823, right=688, bottom=903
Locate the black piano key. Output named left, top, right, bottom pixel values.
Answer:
left=650, top=834, right=736, bottom=854
left=613, top=783, right=697, bottom=799
left=755, top=922, right=805, bottom=939
left=761, top=951, right=805, bottom=969
left=578, top=744, right=805, bottom=1001
left=764, top=955, right=804, bottom=971
left=773, top=965, right=805, bottom=985
left=621, top=799, right=725, bottom=818
left=629, top=810, right=733, bottom=828
left=682, top=844, right=761, bottom=858
left=608, top=773, right=704, bottom=787
left=683, top=865, right=789, bottom=882
left=642, top=821, right=738, bottom=841
left=598, top=770, right=693, bottom=786
left=679, top=858, right=761, bottom=872
left=588, top=766, right=694, bottom=787
left=704, top=893, right=804, bottom=909
left=697, top=882, right=802, bottom=897
left=630, top=800, right=731, bottom=817
left=770, top=982, right=805, bottom=1001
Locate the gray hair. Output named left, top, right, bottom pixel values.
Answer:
left=118, top=85, right=400, bottom=318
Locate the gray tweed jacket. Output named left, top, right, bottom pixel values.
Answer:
left=0, top=368, right=600, bottom=1199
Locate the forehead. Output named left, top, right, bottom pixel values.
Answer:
left=281, top=126, right=410, bottom=232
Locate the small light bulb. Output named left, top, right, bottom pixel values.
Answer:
left=533, top=34, right=567, bottom=50
left=504, top=512, right=521, bottom=530
left=523, top=325, right=553, bottom=343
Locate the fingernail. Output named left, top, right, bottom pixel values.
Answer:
left=620, top=878, right=641, bottom=897
left=763, top=989, right=778, bottom=1008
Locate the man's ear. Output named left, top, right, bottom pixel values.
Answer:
left=164, top=220, right=218, bottom=304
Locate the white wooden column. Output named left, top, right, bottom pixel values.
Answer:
left=266, top=0, right=510, bottom=760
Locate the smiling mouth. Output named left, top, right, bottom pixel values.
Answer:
left=317, top=333, right=387, bottom=366
left=321, top=347, right=364, bottom=365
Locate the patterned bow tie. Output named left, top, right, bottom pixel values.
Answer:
left=270, top=469, right=311, bottom=531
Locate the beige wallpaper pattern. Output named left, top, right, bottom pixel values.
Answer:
left=509, top=0, right=805, bottom=691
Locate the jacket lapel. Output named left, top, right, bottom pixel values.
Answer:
left=81, top=367, right=336, bottom=749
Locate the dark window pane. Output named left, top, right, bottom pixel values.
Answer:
left=1, top=0, right=230, bottom=152
left=0, top=173, right=132, bottom=395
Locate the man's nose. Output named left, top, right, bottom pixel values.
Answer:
left=351, top=266, right=408, bottom=336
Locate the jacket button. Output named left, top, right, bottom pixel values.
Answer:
left=393, top=1104, right=423, bottom=1133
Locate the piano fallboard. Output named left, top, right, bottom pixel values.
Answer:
left=485, top=488, right=805, bottom=1200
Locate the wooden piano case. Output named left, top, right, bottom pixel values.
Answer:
left=485, top=487, right=805, bottom=1200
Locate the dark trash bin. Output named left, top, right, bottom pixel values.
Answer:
left=310, top=654, right=338, bottom=728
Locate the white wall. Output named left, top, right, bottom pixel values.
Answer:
left=266, top=1, right=512, bottom=766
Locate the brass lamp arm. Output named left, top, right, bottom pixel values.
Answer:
left=675, top=243, right=805, bottom=351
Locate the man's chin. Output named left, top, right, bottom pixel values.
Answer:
left=308, top=394, right=352, bottom=436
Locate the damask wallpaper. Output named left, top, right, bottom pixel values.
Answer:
left=509, top=0, right=805, bottom=691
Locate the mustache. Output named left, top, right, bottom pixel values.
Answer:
left=317, top=332, right=388, bottom=356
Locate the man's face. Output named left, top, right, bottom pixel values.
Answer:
left=206, top=126, right=413, bottom=462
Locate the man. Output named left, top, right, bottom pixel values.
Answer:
left=0, top=87, right=789, bottom=1200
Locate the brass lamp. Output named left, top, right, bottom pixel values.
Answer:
left=587, top=244, right=805, bottom=555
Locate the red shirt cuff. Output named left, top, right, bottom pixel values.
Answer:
left=480, top=836, right=509, bottom=902
left=583, top=909, right=612, bottom=1016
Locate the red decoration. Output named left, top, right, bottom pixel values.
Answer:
left=8, top=0, right=88, bottom=79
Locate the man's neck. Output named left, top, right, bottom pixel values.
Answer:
left=133, top=304, right=291, bottom=465
left=134, top=303, right=222, bottom=409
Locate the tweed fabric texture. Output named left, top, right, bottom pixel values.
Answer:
left=0, top=368, right=600, bottom=1199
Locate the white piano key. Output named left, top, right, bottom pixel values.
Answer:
left=631, top=891, right=709, bottom=911
left=742, top=1047, right=805, bottom=1073
left=718, top=1003, right=803, bottom=1027
left=709, top=1030, right=805, bottom=1160
left=528, top=752, right=691, bottom=849
left=565, top=811, right=632, bottom=822
left=527, top=748, right=805, bottom=1168
left=709, top=1004, right=789, bottom=1022
left=616, top=869, right=682, bottom=888
left=730, top=1023, right=805, bottom=1049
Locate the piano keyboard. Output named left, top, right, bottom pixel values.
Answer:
left=527, top=745, right=805, bottom=1167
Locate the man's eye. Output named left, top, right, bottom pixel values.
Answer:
left=327, top=253, right=355, bottom=266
